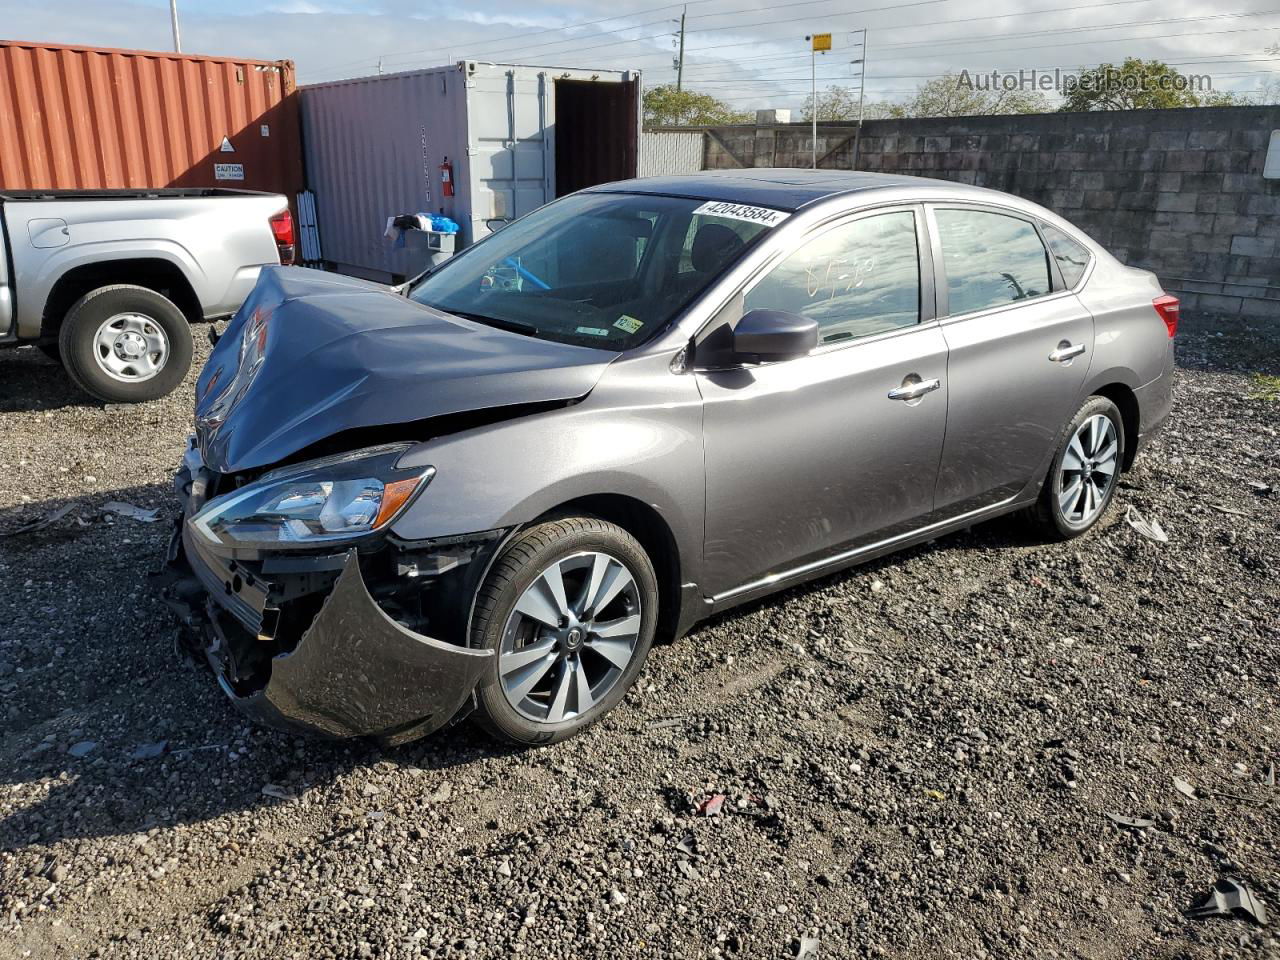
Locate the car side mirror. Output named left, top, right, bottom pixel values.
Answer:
left=732, top=309, right=818, bottom=361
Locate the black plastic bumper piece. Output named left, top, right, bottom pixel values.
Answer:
left=211, top=549, right=492, bottom=746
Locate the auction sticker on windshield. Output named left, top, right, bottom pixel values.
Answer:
left=693, top=200, right=791, bottom=227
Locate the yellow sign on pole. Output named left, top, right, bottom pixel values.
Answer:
left=812, top=32, right=832, bottom=52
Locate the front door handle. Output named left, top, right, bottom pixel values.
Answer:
left=887, top=377, right=941, bottom=402
left=1049, top=342, right=1087, bottom=363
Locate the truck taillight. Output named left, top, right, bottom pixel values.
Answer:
left=269, top=209, right=295, bottom=265
left=1153, top=294, right=1179, bottom=338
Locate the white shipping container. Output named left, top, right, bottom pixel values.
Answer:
left=301, top=61, right=641, bottom=282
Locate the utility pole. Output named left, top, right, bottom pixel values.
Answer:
left=852, top=29, right=868, bottom=170
left=169, top=0, right=182, bottom=53
left=674, top=6, right=687, bottom=91
left=806, top=32, right=831, bottom=169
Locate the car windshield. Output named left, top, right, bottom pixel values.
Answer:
left=408, top=192, right=777, bottom=349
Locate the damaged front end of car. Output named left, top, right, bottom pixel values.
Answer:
left=159, top=440, right=502, bottom=746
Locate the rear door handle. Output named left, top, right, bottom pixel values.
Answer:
left=887, top=377, right=941, bottom=402
left=1049, top=342, right=1087, bottom=363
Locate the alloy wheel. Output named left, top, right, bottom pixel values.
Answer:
left=1059, top=414, right=1118, bottom=526
left=499, top=551, right=643, bottom=724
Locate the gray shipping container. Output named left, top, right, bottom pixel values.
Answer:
left=301, top=61, right=641, bottom=282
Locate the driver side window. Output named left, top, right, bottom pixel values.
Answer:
left=744, top=210, right=921, bottom=345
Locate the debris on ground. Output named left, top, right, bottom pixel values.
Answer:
left=647, top=717, right=684, bottom=730
left=1246, top=481, right=1273, bottom=497
left=1208, top=502, right=1251, bottom=517
left=129, top=741, right=169, bottom=760
left=796, top=935, right=821, bottom=958
left=1185, top=878, right=1269, bottom=926
left=260, top=784, right=296, bottom=801
left=102, top=501, right=161, bottom=523
left=0, top=503, right=74, bottom=537
left=66, top=740, right=98, bottom=758
left=1172, top=776, right=1197, bottom=800
left=695, top=793, right=726, bottom=817
left=1105, top=812, right=1155, bottom=830
left=1125, top=505, right=1169, bottom=542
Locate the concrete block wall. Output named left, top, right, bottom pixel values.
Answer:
left=702, top=107, right=1280, bottom=318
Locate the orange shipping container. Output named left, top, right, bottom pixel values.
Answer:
left=0, top=39, right=303, bottom=198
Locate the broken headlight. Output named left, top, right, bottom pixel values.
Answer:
left=191, top=445, right=433, bottom=549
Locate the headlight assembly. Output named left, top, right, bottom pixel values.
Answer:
left=191, top=445, right=433, bottom=550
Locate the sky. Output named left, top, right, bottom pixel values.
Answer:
left=1, top=0, right=1277, bottom=110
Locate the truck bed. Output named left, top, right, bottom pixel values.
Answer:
left=0, top=188, right=278, bottom=202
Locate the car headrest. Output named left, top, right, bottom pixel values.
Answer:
left=691, top=223, right=745, bottom=274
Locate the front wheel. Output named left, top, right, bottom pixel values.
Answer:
left=1027, top=396, right=1125, bottom=539
left=58, top=284, right=194, bottom=403
left=470, top=517, right=658, bottom=746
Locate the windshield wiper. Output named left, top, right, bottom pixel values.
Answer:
left=438, top=309, right=539, bottom=337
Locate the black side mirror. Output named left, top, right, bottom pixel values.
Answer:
left=732, top=308, right=818, bottom=361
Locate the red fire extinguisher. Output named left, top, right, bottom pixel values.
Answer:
left=440, top=157, right=454, bottom=198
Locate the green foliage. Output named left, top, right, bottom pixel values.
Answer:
left=1250, top=373, right=1280, bottom=403
left=643, top=84, right=752, bottom=126
left=1058, top=58, right=1227, bottom=111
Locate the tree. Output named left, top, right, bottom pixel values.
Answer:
left=897, top=74, right=1049, bottom=117
left=1257, top=43, right=1280, bottom=105
left=643, top=84, right=752, bottom=126
left=1058, top=58, right=1223, bottom=111
left=803, top=75, right=1049, bottom=121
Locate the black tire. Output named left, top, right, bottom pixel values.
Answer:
left=57, top=284, right=193, bottom=403
left=1026, top=395, right=1125, bottom=540
left=470, top=516, right=659, bottom=746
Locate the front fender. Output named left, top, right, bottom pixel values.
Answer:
left=391, top=354, right=707, bottom=586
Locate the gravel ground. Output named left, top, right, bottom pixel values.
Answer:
left=0, top=314, right=1277, bottom=960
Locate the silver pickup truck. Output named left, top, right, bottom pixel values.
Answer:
left=0, top=188, right=293, bottom=403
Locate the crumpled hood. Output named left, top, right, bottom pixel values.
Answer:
left=194, top=267, right=616, bottom=473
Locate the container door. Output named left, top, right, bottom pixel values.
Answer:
left=468, top=67, right=552, bottom=237
left=553, top=79, right=639, bottom=196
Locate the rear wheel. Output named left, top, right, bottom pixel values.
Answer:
left=1026, top=396, right=1124, bottom=539
left=57, top=284, right=193, bottom=403
left=470, top=517, right=658, bottom=746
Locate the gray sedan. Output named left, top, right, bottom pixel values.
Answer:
left=163, top=171, right=1176, bottom=746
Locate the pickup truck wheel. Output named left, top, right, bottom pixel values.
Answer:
left=58, top=284, right=193, bottom=403
left=470, top=517, right=659, bottom=746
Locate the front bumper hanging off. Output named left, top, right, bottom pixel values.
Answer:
left=164, top=534, right=493, bottom=746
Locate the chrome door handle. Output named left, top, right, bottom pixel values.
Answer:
left=887, top=378, right=941, bottom=401
left=1049, top=342, right=1087, bottom=363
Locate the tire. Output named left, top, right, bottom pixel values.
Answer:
left=57, top=284, right=194, bottom=403
left=470, top=516, right=659, bottom=746
left=1026, top=395, right=1125, bottom=540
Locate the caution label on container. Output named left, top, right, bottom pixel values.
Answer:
left=693, top=200, right=790, bottom=227
left=214, top=163, right=245, bottom=181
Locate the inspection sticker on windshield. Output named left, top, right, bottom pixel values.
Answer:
left=576, top=326, right=611, bottom=337
left=614, top=315, right=644, bottom=334
left=693, top=200, right=790, bottom=227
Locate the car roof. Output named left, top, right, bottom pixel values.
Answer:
left=587, top=169, right=994, bottom=213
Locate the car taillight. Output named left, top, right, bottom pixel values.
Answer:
left=1153, top=295, right=1179, bottom=338
left=269, top=209, right=295, bottom=265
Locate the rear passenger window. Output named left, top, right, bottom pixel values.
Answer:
left=934, top=209, right=1050, bottom=316
left=1041, top=223, right=1092, bottom=288
left=744, top=211, right=920, bottom=344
